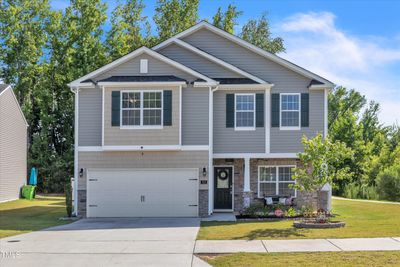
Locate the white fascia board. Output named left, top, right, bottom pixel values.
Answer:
left=160, top=38, right=268, bottom=84
left=309, top=84, right=334, bottom=91
left=153, top=21, right=334, bottom=87
left=217, top=84, right=274, bottom=90
left=1, top=85, right=28, bottom=127
left=213, top=153, right=298, bottom=159
left=68, top=46, right=216, bottom=87
left=97, top=81, right=187, bottom=87
left=79, top=145, right=209, bottom=152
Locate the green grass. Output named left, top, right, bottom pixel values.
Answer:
left=0, top=195, right=70, bottom=238
left=201, top=251, right=400, bottom=267
left=198, top=198, right=400, bottom=240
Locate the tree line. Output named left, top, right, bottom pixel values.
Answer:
left=1, top=0, right=399, bottom=201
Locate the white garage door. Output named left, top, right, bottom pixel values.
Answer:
left=87, top=169, right=199, bottom=217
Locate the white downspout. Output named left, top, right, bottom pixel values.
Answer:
left=71, top=87, right=79, bottom=216
left=208, top=86, right=219, bottom=215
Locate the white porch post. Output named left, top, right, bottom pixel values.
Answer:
left=243, top=157, right=251, bottom=192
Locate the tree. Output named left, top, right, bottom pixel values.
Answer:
left=376, top=164, right=400, bottom=201
left=212, top=4, right=242, bottom=34
left=106, top=0, right=151, bottom=60
left=293, top=134, right=354, bottom=210
left=240, top=13, right=285, bottom=53
left=153, top=0, right=199, bottom=42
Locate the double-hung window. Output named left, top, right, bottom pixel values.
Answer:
left=258, top=166, right=296, bottom=197
left=121, top=90, right=163, bottom=128
left=280, top=93, right=300, bottom=130
left=235, top=94, right=255, bottom=130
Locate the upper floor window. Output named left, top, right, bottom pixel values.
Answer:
left=235, top=94, right=255, bottom=130
left=258, top=166, right=296, bottom=197
left=121, top=90, right=162, bottom=128
left=280, top=93, right=300, bottom=130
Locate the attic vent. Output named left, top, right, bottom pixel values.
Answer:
left=140, top=59, right=148, bottom=73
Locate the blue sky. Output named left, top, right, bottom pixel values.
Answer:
left=52, top=0, right=400, bottom=125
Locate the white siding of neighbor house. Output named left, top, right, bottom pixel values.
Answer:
left=0, top=88, right=27, bottom=202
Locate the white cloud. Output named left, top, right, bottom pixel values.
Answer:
left=276, top=12, right=400, bottom=125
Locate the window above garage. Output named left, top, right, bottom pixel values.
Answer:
left=121, top=90, right=163, bottom=129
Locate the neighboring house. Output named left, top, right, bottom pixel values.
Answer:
left=0, top=84, right=28, bottom=202
left=69, top=21, right=333, bottom=218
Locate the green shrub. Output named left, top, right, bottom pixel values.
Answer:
left=376, top=165, right=400, bottom=201
left=284, top=207, right=297, bottom=217
left=343, top=182, right=361, bottom=199
left=65, top=182, right=73, bottom=217
left=242, top=203, right=269, bottom=217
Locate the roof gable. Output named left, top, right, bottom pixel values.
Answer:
left=69, top=47, right=216, bottom=87
left=153, top=21, right=333, bottom=87
left=0, top=85, right=28, bottom=127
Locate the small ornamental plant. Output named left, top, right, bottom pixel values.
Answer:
left=292, top=134, right=353, bottom=213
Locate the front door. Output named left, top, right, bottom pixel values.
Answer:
left=214, top=166, right=233, bottom=210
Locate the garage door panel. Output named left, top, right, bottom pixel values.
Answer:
left=87, top=169, right=199, bottom=217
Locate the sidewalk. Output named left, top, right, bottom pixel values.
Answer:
left=194, top=237, right=400, bottom=253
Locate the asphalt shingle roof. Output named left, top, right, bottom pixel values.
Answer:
left=96, top=75, right=187, bottom=83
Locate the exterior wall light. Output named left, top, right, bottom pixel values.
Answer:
left=202, top=167, right=207, bottom=177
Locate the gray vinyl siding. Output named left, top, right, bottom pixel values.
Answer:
left=213, top=90, right=265, bottom=153
left=182, top=85, right=209, bottom=145
left=182, top=29, right=312, bottom=93
left=0, top=89, right=27, bottom=202
left=78, top=87, right=102, bottom=146
left=158, top=43, right=242, bottom=78
left=103, top=86, right=180, bottom=146
left=78, top=151, right=209, bottom=190
left=183, top=28, right=325, bottom=153
left=93, top=52, right=197, bottom=82
left=270, top=90, right=324, bottom=153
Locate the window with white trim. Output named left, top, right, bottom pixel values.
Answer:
left=121, top=91, right=162, bottom=127
left=258, top=166, right=296, bottom=197
left=235, top=94, right=255, bottom=130
left=280, top=93, right=300, bottom=129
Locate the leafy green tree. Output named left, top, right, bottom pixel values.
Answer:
left=293, top=134, right=354, bottom=209
left=154, top=0, right=199, bottom=42
left=212, top=4, right=242, bottom=34
left=240, top=13, right=285, bottom=53
left=106, top=0, right=151, bottom=60
left=376, top=164, right=400, bottom=201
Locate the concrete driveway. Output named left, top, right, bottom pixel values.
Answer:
left=0, top=218, right=209, bottom=267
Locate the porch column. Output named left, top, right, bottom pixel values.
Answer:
left=243, top=157, right=251, bottom=192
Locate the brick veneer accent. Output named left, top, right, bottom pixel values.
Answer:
left=213, top=158, right=328, bottom=213
left=77, top=190, right=87, bottom=217
left=199, top=189, right=209, bottom=217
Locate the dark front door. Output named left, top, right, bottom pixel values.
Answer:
left=214, top=167, right=233, bottom=209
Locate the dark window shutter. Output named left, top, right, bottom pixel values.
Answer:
left=256, top=93, right=264, bottom=127
left=111, top=91, right=120, bottom=126
left=163, top=90, right=172, bottom=126
left=226, top=94, right=234, bottom=128
left=271, top=93, right=280, bottom=127
left=301, top=93, right=309, bottom=127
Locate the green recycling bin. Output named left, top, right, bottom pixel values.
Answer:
left=22, top=185, right=36, bottom=200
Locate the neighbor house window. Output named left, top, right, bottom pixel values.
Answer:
left=280, top=93, right=300, bottom=129
left=258, top=166, right=296, bottom=197
left=121, top=90, right=162, bottom=127
left=235, top=94, right=255, bottom=130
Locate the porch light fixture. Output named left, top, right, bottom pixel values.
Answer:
left=79, top=168, right=84, bottom=178
left=202, top=167, right=207, bottom=177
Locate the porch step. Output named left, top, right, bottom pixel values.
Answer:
left=202, top=212, right=237, bottom=222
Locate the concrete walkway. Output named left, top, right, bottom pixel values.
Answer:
left=333, top=196, right=400, bottom=205
left=194, top=237, right=400, bottom=253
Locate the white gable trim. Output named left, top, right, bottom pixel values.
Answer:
left=153, top=21, right=334, bottom=87
left=0, top=85, right=28, bottom=127
left=155, top=38, right=268, bottom=85
left=68, top=47, right=217, bottom=87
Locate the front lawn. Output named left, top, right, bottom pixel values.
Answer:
left=198, top=198, right=400, bottom=240
left=201, top=251, right=400, bottom=267
left=0, top=195, right=70, bottom=238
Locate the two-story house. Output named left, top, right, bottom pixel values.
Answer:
left=68, top=21, right=333, bottom=218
